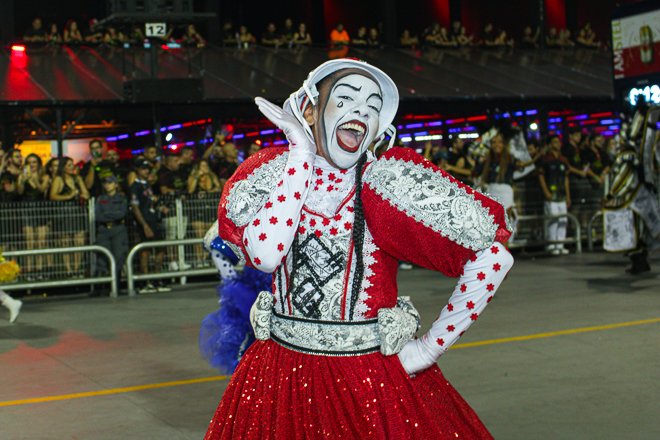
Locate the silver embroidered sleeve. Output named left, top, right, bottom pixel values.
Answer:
left=252, top=291, right=274, bottom=341
left=378, top=297, right=421, bottom=356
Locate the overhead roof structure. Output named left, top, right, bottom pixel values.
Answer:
left=1, top=44, right=615, bottom=114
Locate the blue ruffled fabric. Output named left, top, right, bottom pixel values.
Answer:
left=199, top=267, right=272, bottom=374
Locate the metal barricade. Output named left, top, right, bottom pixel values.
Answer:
left=125, top=238, right=218, bottom=296
left=2, top=246, right=118, bottom=296
left=507, top=213, right=583, bottom=253
left=587, top=211, right=604, bottom=252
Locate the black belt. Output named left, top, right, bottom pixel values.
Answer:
left=98, top=220, right=125, bottom=228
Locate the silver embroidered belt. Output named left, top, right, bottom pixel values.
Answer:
left=251, top=291, right=421, bottom=357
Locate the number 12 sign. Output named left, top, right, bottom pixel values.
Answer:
left=145, top=23, right=167, bottom=37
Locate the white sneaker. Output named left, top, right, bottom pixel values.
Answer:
left=550, top=248, right=561, bottom=256
left=168, top=262, right=179, bottom=271
left=2, top=297, right=22, bottom=323
left=179, top=262, right=192, bottom=270
left=138, top=283, right=158, bottom=294
left=559, top=248, right=570, bottom=255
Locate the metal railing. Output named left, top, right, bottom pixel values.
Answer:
left=2, top=246, right=118, bottom=296
left=587, top=211, right=604, bottom=252
left=126, top=238, right=217, bottom=296
left=508, top=213, right=582, bottom=253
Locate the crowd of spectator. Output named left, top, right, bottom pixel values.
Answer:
left=21, top=15, right=604, bottom=51
left=0, top=135, right=261, bottom=293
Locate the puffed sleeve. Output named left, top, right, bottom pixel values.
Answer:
left=362, top=147, right=511, bottom=277
left=217, top=146, right=314, bottom=272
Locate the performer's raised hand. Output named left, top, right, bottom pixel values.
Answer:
left=255, top=97, right=317, bottom=156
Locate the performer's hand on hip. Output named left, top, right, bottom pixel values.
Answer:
left=255, top=97, right=317, bottom=156
left=397, top=338, right=437, bottom=376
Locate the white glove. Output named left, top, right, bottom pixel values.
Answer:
left=254, top=97, right=317, bottom=156
left=397, top=242, right=514, bottom=375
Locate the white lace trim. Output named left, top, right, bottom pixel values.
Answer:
left=365, top=156, right=500, bottom=251
left=353, top=226, right=377, bottom=320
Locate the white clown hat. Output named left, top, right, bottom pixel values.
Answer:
left=284, top=58, right=399, bottom=149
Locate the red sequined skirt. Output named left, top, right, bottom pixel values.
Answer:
left=204, top=339, right=493, bottom=440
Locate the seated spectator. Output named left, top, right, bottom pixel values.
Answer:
left=435, top=27, right=457, bottom=47
left=238, top=25, right=255, bottom=48
left=481, top=23, right=496, bottom=46
left=494, top=30, right=514, bottom=47
left=49, top=157, right=90, bottom=277
left=105, top=148, right=128, bottom=195
left=557, top=29, right=575, bottom=47
left=546, top=27, right=559, bottom=47
left=367, top=28, right=381, bottom=47
left=293, top=23, right=312, bottom=46
left=584, top=24, right=599, bottom=47
left=352, top=27, right=368, bottom=46
left=221, top=22, right=236, bottom=46
left=64, top=20, right=84, bottom=44
left=82, top=139, right=116, bottom=198
left=84, top=19, right=104, bottom=43
left=330, top=23, right=350, bottom=46
left=576, top=28, right=600, bottom=49
left=538, top=135, right=571, bottom=255
left=451, top=21, right=462, bottom=41
left=456, top=26, right=473, bottom=46
left=104, top=26, right=124, bottom=45
left=182, top=24, right=205, bottom=47
left=47, top=23, right=62, bottom=44
left=423, top=23, right=441, bottom=46
left=187, top=160, right=221, bottom=267
left=281, top=18, right=296, bottom=45
left=128, top=26, right=146, bottom=44
left=24, top=18, right=47, bottom=43
left=18, top=154, right=50, bottom=280
left=261, top=23, right=282, bottom=46
left=95, top=175, right=129, bottom=280
left=129, top=158, right=169, bottom=293
left=521, top=26, right=540, bottom=49
left=400, top=29, right=419, bottom=47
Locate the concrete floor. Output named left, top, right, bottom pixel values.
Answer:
left=1, top=251, right=659, bottom=440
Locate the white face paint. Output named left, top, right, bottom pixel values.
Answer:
left=317, top=73, right=382, bottom=169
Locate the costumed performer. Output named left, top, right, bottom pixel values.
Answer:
left=0, top=248, right=22, bottom=323
left=206, top=58, right=514, bottom=439
left=602, top=106, right=660, bottom=274
left=199, top=221, right=272, bottom=374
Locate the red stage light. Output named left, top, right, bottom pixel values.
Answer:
left=12, top=45, right=26, bottom=52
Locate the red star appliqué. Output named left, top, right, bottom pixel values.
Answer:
left=298, top=226, right=306, bottom=234
left=493, top=263, right=501, bottom=272
left=253, top=257, right=261, bottom=265
left=277, top=195, right=286, bottom=203
left=330, top=227, right=338, bottom=236
left=335, top=179, right=342, bottom=184
left=466, top=301, right=475, bottom=310
left=265, top=201, right=273, bottom=209
left=315, top=168, right=323, bottom=176
left=347, top=206, right=354, bottom=212
left=314, top=186, right=319, bottom=191
left=328, top=173, right=336, bottom=181
left=486, top=283, right=494, bottom=292
left=277, top=243, right=284, bottom=252
left=322, top=218, right=330, bottom=226
left=487, top=296, right=493, bottom=303
left=447, top=325, right=455, bottom=332
left=477, top=272, right=486, bottom=281
left=469, top=254, right=478, bottom=262
left=334, top=214, right=342, bottom=221
left=252, top=219, right=260, bottom=226
left=301, top=214, right=306, bottom=221
left=315, top=178, right=323, bottom=186
left=287, top=168, right=296, bottom=176
left=294, top=192, right=301, bottom=200
left=491, top=245, right=499, bottom=254
left=314, top=230, right=322, bottom=238
left=303, top=162, right=309, bottom=170
left=460, top=284, right=467, bottom=293
left=344, top=222, right=352, bottom=230
left=327, top=185, right=334, bottom=192
left=309, top=219, right=316, bottom=227
left=447, top=303, right=454, bottom=312
left=269, top=216, right=278, bottom=225
left=437, top=338, right=445, bottom=346
left=340, top=169, right=347, bottom=174
left=259, top=233, right=267, bottom=241
left=286, top=218, right=293, bottom=227
left=470, top=313, right=478, bottom=321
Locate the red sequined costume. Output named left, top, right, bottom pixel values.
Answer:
left=206, top=143, right=512, bottom=439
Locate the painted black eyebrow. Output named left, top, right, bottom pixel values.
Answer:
left=334, top=83, right=362, bottom=92
left=367, top=93, right=383, bottom=103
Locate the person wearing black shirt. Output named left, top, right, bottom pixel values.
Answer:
left=281, top=18, right=295, bottom=45
left=178, top=145, right=195, bottom=178
left=159, top=152, right=191, bottom=271
left=95, top=175, right=129, bottom=279
left=261, top=23, right=281, bottom=46
left=221, top=22, right=236, bottom=46
left=582, top=134, right=611, bottom=184
left=129, top=159, right=169, bottom=293
left=24, top=18, right=47, bottom=43
left=106, top=148, right=129, bottom=195
left=0, top=149, right=23, bottom=251
left=82, top=139, right=116, bottom=198
left=539, top=135, right=571, bottom=255
left=481, top=23, right=496, bottom=46
left=213, top=143, right=240, bottom=181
